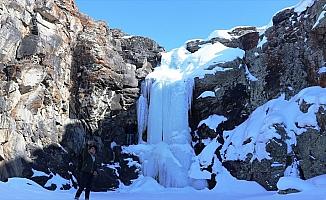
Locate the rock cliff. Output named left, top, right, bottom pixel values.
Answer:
left=0, top=0, right=162, bottom=190
left=191, top=0, right=326, bottom=190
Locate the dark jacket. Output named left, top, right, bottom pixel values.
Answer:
left=79, top=148, right=98, bottom=174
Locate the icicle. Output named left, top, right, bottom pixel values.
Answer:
left=186, top=78, right=194, bottom=111
left=137, top=95, right=148, bottom=144
left=147, top=80, right=164, bottom=144
left=142, top=78, right=153, bottom=101
left=137, top=79, right=154, bottom=144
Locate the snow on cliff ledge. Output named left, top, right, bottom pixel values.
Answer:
left=294, top=0, right=315, bottom=14
left=221, top=86, right=326, bottom=161
left=272, top=0, right=315, bottom=21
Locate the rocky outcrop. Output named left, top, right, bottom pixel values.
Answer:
left=294, top=107, right=326, bottom=179
left=191, top=0, right=326, bottom=190
left=0, top=0, right=82, bottom=182
left=186, top=26, right=259, bottom=53
left=0, top=0, right=162, bottom=190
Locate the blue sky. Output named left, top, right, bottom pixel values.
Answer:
left=75, top=0, right=299, bottom=50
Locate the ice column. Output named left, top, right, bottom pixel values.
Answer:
left=139, top=78, right=194, bottom=144
left=136, top=70, right=195, bottom=187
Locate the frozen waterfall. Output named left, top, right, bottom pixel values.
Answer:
left=136, top=65, right=196, bottom=187
left=134, top=41, right=245, bottom=188
left=145, top=77, right=193, bottom=144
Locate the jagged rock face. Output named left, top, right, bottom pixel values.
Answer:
left=191, top=0, right=326, bottom=190
left=294, top=107, right=326, bottom=179
left=191, top=63, right=250, bottom=132
left=0, top=0, right=162, bottom=190
left=186, top=26, right=259, bottom=53
left=0, top=0, right=82, bottom=181
left=70, top=25, right=162, bottom=143
left=222, top=107, right=326, bottom=190
left=221, top=124, right=290, bottom=190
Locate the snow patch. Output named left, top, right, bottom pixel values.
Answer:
left=32, top=169, right=48, bottom=177
left=160, top=41, right=244, bottom=79
left=244, top=65, right=258, bottom=81
left=207, top=29, right=235, bottom=40
left=103, top=162, right=120, bottom=176
left=284, top=159, right=300, bottom=178
left=197, top=91, right=215, bottom=99
left=257, top=36, right=267, bottom=48
left=318, top=66, right=326, bottom=74
left=198, top=139, right=221, bottom=167
left=198, top=114, right=227, bottom=130
left=212, top=168, right=267, bottom=194
left=222, top=86, right=326, bottom=161
left=122, top=35, right=135, bottom=39
left=31, top=169, right=70, bottom=190
left=44, top=173, right=70, bottom=190
left=306, top=174, right=326, bottom=186
left=294, top=0, right=315, bottom=14
left=119, top=176, right=165, bottom=192
left=312, top=11, right=326, bottom=29
left=277, top=177, right=315, bottom=191
left=271, top=162, right=284, bottom=167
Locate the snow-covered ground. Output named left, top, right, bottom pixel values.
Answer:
left=1, top=174, right=326, bottom=200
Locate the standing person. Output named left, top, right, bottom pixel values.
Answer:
left=125, top=120, right=137, bottom=145
left=74, top=141, right=98, bottom=200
